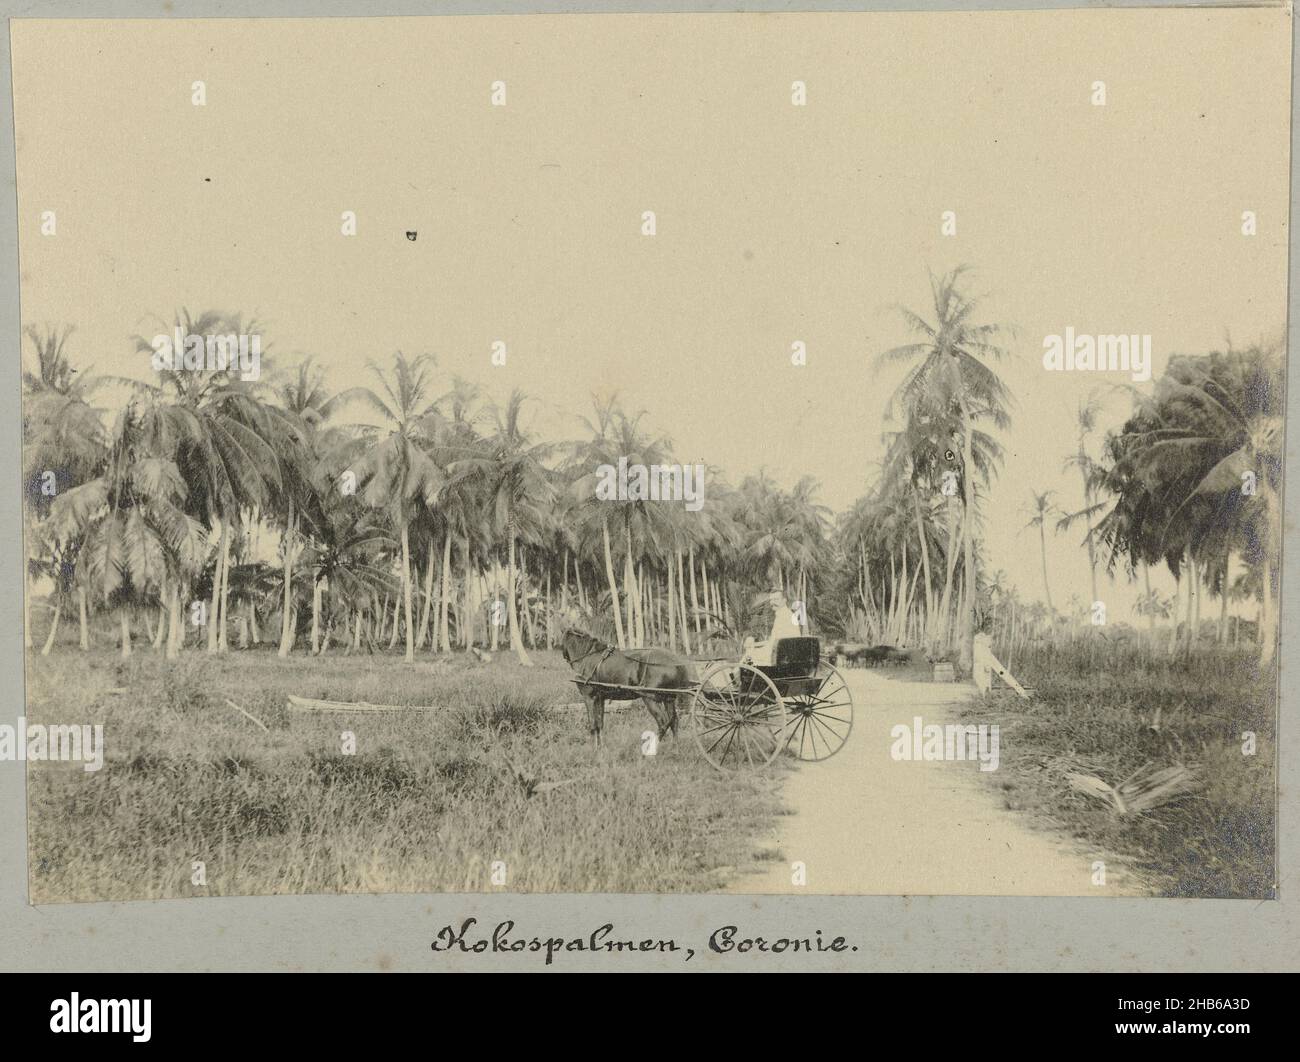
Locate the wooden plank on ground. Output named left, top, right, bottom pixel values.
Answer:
left=286, top=694, right=591, bottom=714
left=286, top=694, right=437, bottom=713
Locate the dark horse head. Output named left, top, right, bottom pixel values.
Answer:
left=560, top=626, right=604, bottom=668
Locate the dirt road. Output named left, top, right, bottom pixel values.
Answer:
left=729, top=668, right=1146, bottom=896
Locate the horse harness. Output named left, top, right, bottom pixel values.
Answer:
left=569, top=639, right=671, bottom=693
left=570, top=641, right=618, bottom=686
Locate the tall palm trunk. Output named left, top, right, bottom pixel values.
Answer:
left=150, top=602, right=165, bottom=649
left=638, top=571, right=647, bottom=644
left=311, top=576, right=323, bottom=654
left=902, top=562, right=922, bottom=645
left=166, top=582, right=182, bottom=660
left=40, top=599, right=61, bottom=655
left=461, top=538, right=474, bottom=650
left=545, top=569, right=553, bottom=650
left=1169, top=573, right=1182, bottom=656
left=1078, top=445, right=1099, bottom=609
left=795, top=566, right=806, bottom=634
left=1038, top=522, right=1054, bottom=614
left=278, top=500, right=296, bottom=657
left=217, top=528, right=232, bottom=652
left=667, top=553, right=679, bottom=651
left=146, top=579, right=159, bottom=647
left=1259, top=487, right=1278, bottom=665
left=1260, top=560, right=1276, bottom=662
left=1143, top=563, right=1155, bottom=643
left=699, top=562, right=711, bottom=634
left=388, top=591, right=402, bottom=651
left=1191, top=560, right=1202, bottom=650
left=416, top=540, right=436, bottom=649
left=1217, top=558, right=1230, bottom=645
left=602, top=519, right=626, bottom=648
left=938, top=495, right=959, bottom=647
left=888, top=553, right=900, bottom=643
left=688, top=546, right=702, bottom=641
left=913, top=489, right=935, bottom=649
left=208, top=524, right=228, bottom=653
left=489, top=564, right=500, bottom=651
left=438, top=532, right=454, bottom=653
left=507, top=527, right=531, bottom=666
left=400, top=520, right=415, bottom=662
left=520, top=547, right=537, bottom=648
left=119, top=608, right=132, bottom=658
left=633, top=559, right=646, bottom=646
left=78, top=586, right=89, bottom=651
left=675, top=550, right=691, bottom=653
left=623, top=526, right=637, bottom=647
left=958, top=399, right=976, bottom=674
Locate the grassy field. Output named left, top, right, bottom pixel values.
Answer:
left=24, top=647, right=787, bottom=902
left=24, top=632, right=1276, bottom=901
left=962, top=641, right=1276, bottom=899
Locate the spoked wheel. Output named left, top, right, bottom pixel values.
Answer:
left=783, top=662, right=854, bottom=761
left=691, top=662, right=788, bottom=771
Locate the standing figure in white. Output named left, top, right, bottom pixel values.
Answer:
left=742, top=587, right=800, bottom=666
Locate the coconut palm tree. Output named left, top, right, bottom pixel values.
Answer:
left=1093, top=342, right=1282, bottom=663
left=1057, top=392, right=1106, bottom=608
left=877, top=267, right=1014, bottom=672
left=449, top=390, right=554, bottom=665
left=123, top=310, right=282, bottom=654
left=878, top=417, right=961, bottom=649
left=347, top=352, right=446, bottom=663
left=568, top=396, right=671, bottom=648
left=1022, top=490, right=1058, bottom=616
left=425, top=378, right=489, bottom=653
left=267, top=357, right=360, bottom=656
left=22, top=324, right=105, bottom=650
left=48, top=402, right=208, bottom=657
left=295, top=497, right=396, bottom=655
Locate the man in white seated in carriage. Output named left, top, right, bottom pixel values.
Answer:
left=741, top=587, right=802, bottom=666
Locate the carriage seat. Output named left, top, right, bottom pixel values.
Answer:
left=742, top=636, right=820, bottom=677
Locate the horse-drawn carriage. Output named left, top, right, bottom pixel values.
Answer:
left=561, top=628, right=855, bottom=772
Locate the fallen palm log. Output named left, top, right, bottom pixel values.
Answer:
left=286, top=694, right=588, bottom=714
left=287, top=694, right=438, bottom=713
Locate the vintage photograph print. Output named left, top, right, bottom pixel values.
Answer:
left=12, top=9, right=1287, bottom=903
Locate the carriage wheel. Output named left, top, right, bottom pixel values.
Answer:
left=783, top=662, right=854, bottom=761
left=691, top=662, right=788, bottom=771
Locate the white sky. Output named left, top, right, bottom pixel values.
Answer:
left=13, top=11, right=1291, bottom=622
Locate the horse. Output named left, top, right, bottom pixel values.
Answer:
left=559, top=627, right=698, bottom=748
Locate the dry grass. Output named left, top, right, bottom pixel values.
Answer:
left=24, top=647, right=786, bottom=902
left=965, top=640, right=1276, bottom=899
